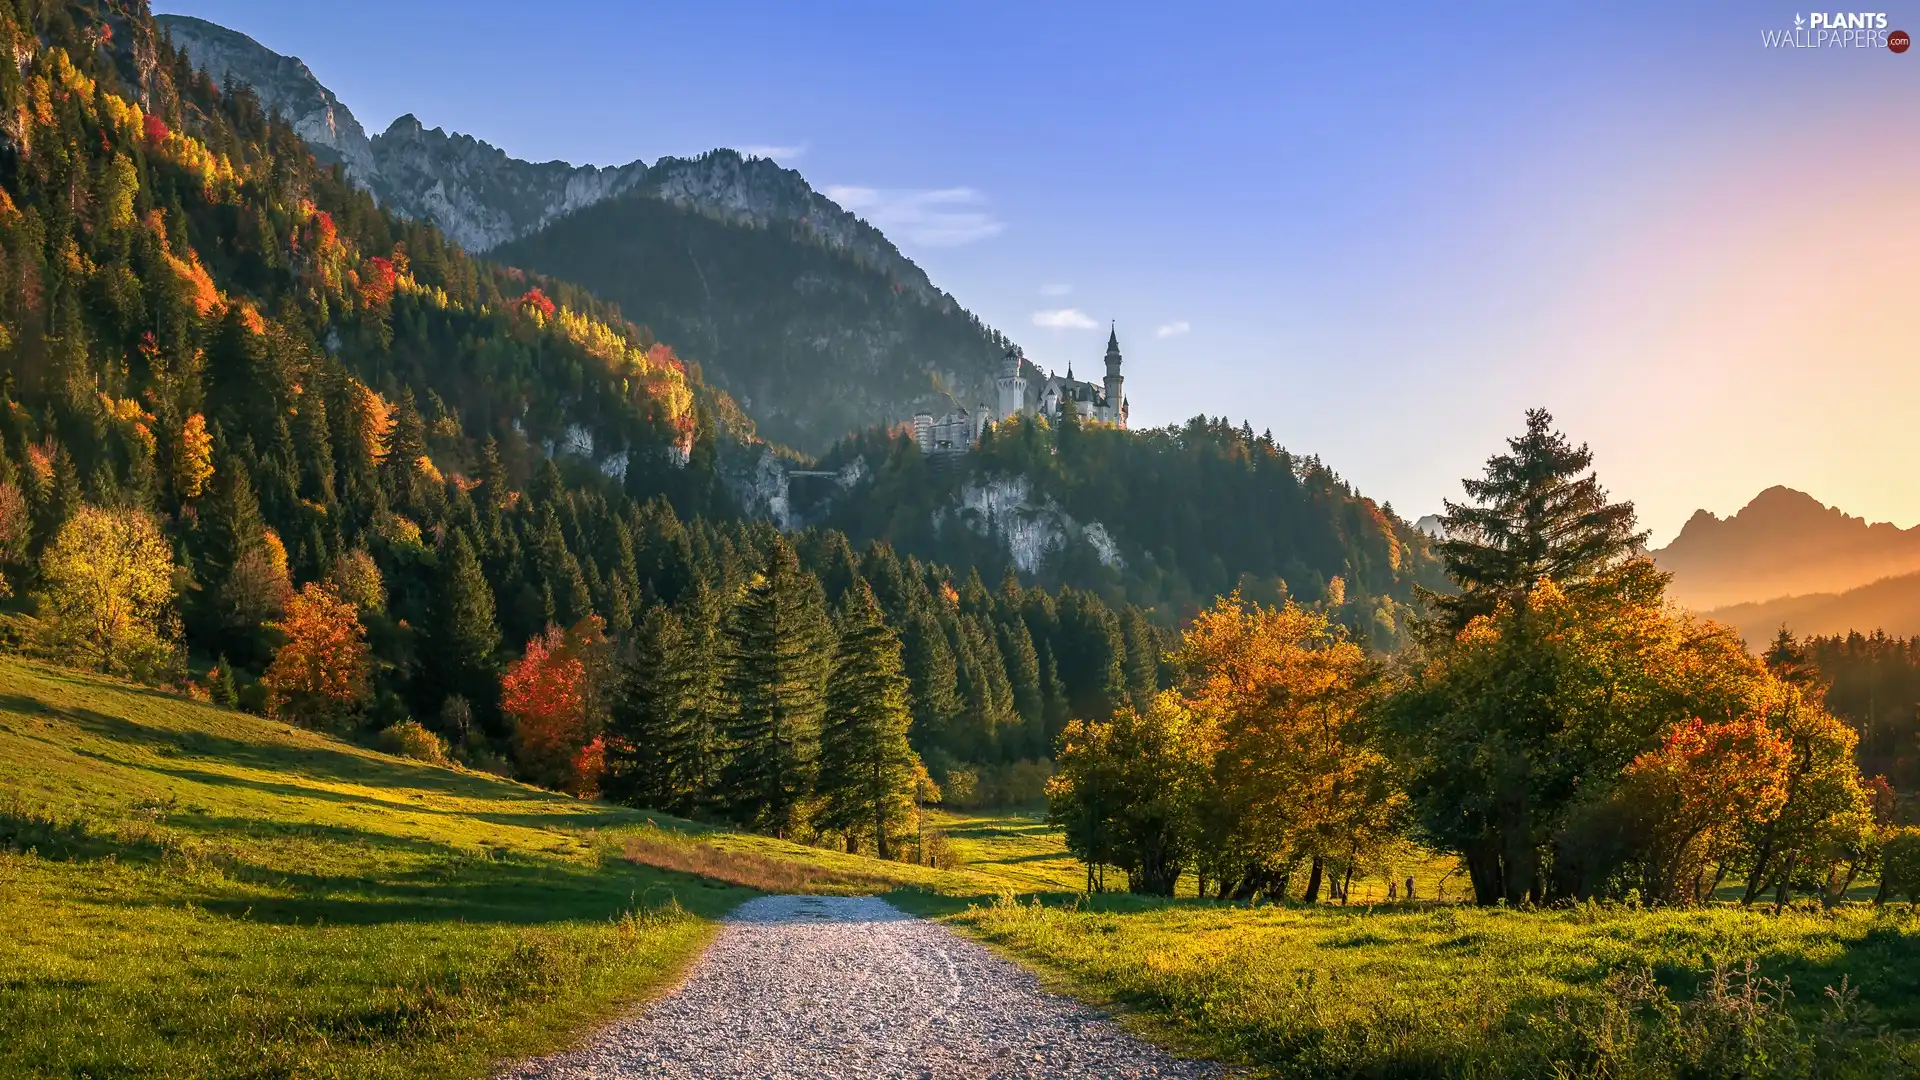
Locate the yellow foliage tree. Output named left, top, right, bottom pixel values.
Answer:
left=36, top=506, right=178, bottom=675
left=173, top=413, right=214, bottom=499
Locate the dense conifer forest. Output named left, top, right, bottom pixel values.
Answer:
left=0, top=0, right=1219, bottom=843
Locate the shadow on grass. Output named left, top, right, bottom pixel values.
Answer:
left=965, top=849, right=1080, bottom=868
left=57, top=816, right=756, bottom=927
left=25, top=696, right=552, bottom=806
left=1751, top=914, right=1920, bottom=1027
left=0, top=807, right=178, bottom=865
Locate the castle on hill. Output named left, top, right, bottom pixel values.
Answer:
left=913, top=326, right=1129, bottom=454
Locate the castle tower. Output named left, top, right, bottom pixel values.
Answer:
left=995, top=344, right=1027, bottom=423
left=1102, top=324, right=1125, bottom=428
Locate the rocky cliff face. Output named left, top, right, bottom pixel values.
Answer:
left=155, top=15, right=379, bottom=187
left=366, top=115, right=650, bottom=252
left=644, top=152, right=937, bottom=303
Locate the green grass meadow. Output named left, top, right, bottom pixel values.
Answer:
left=944, top=894, right=1920, bottom=1077
left=0, top=659, right=971, bottom=1080
left=8, top=656, right=1920, bottom=1079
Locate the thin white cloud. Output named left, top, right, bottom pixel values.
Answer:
left=1032, top=308, right=1099, bottom=330
left=823, top=185, right=1005, bottom=246
left=1156, top=320, right=1192, bottom=338
left=1040, top=283, right=1073, bottom=297
left=738, top=143, right=807, bottom=162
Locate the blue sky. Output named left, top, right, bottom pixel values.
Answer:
left=156, top=1, right=1920, bottom=543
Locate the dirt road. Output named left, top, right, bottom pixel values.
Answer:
left=498, top=894, right=1221, bottom=1080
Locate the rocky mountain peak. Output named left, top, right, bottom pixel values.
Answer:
left=366, top=116, right=650, bottom=252
left=1655, top=487, right=1920, bottom=610
left=646, top=151, right=937, bottom=302
left=158, top=15, right=954, bottom=290
left=155, top=15, right=379, bottom=188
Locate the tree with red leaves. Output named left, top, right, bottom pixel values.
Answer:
left=263, top=583, right=372, bottom=730
left=359, top=256, right=396, bottom=310
left=503, top=618, right=610, bottom=795
left=519, top=287, right=557, bottom=321
left=142, top=113, right=170, bottom=148
left=1612, top=715, right=1791, bottom=904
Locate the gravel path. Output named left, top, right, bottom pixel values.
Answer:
left=498, top=894, right=1222, bottom=1080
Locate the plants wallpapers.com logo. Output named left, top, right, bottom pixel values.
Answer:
left=1762, top=12, right=1910, bottom=49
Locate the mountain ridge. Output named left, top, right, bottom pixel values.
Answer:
left=154, top=14, right=378, bottom=183
left=154, top=11, right=1004, bottom=450
left=1653, top=485, right=1920, bottom=611
left=1706, top=569, right=1920, bottom=646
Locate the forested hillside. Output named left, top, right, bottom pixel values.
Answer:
left=495, top=187, right=1010, bottom=453
left=801, top=414, right=1447, bottom=647
left=1709, top=570, right=1920, bottom=646
left=0, top=0, right=1185, bottom=830
left=148, top=13, right=1010, bottom=453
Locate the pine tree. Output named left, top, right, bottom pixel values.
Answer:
left=717, top=537, right=831, bottom=837
left=431, top=530, right=501, bottom=725
left=1428, top=409, right=1648, bottom=633
left=383, top=386, right=427, bottom=513
left=604, top=604, right=687, bottom=813
left=36, top=444, right=83, bottom=551
left=901, top=605, right=960, bottom=756
left=675, top=577, right=729, bottom=812
left=210, top=654, right=238, bottom=707
left=817, top=582, right=917, bottom=858
left=199, top=453, right=266, bottom=586
left=1121, top=606, right=1162, bottom=716
left=997, top=614, right=1045, bottom=747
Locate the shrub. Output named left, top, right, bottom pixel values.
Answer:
left=378, top=720, right=448, bottom=764
left=1877, top=826, right=1920, bottom=903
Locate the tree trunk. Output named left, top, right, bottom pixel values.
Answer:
left=875, top=801, right=890, bottom=861
left=1304, top=857, right=1324, bottom=903
left=1502, top=829, right=1536, bottom=907
left=1741, top=835, right=1778, bottom=906
left=1825, top=859, right=1860, bottom=909
left=1463, top=840, right=1504, bottom=906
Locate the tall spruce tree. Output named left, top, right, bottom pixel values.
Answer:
left=1120, top=606, right=1163, bottom=716
left=1427, top=409, right=1648, bottom=633
left=817, top=582, right=918, bottom=857
left=604, top=604, right=688, bottom=813
left=901, top=605, right=961, bottom=757
left=717, top=537, right=831, bottom=837
left=675, top=577, right=729, bottom=811
left=431, top=530, right=501, bottom=728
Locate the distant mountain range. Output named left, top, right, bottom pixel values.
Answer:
left=1706, top=571, right=1920, bottom=646
left=156, top=14, right=1007, bottom=451
left=1652, top=486, right=1920, bottom=612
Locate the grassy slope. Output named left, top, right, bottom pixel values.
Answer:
left=928, top=809, right=1086, bottom=893
left=14, top=656, right=1920, bottom=1079
left=0, top=659, right=986, bottom=1080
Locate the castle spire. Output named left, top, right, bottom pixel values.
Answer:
left=1107, top=321, right=1119, bottom=353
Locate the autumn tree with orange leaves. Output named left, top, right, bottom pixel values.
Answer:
left=503, top=618, right=611, bottom=796
left=262, top=583, right=371, bottom=730
left=1049, top=592, right=1398, bottom=899
left=1605, top=716, right=1792, bottom=904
